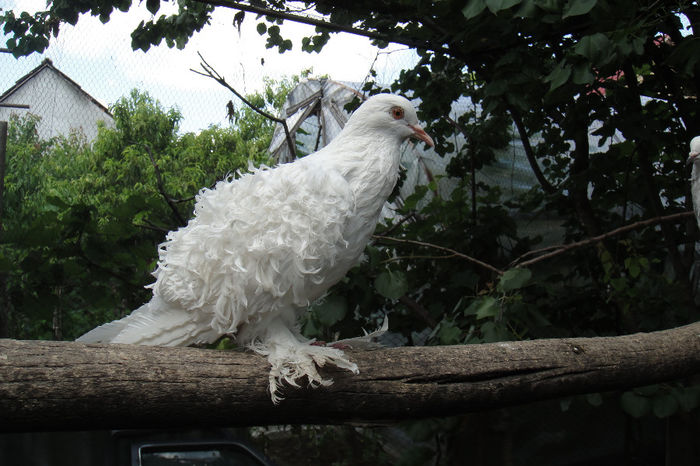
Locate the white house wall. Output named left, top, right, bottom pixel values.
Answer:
left=0, top=67, right=114, bottom=141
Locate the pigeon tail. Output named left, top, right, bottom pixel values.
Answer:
left=248, top=316, right=359, bottom=404
left=330, top=315, right=388, bottom=350
left=76, top=296, right=218, bottom=347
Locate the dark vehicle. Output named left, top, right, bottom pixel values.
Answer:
left=115, top=430, right=275, bottom=466
left=0, top=429, right=276, bottom=466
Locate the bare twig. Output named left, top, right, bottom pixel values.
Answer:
left=0, top=103, right=30, bottom=109
left=376, top=213, right=417, bottom=237
left=134, top=219, right=171, bottom=234
left=191, top=52, right=296, bottom=160
left=381, top=254, right=457, bottom=264
left=373, top=235, right=504, bottom=276
left=142, top=144, right=187, bottom=227
left=510, top=211, right=695, bottom=269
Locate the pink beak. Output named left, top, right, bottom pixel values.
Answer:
left=409, top=124, right=434, bottom=148
left=687, top=151, right=699, bottom=165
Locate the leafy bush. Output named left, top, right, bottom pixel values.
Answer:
left=1, top=83, right=289, bottom=340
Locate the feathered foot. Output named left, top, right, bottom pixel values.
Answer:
left=246, top=315, right=388, bottom=403
left=251, top=340, right=358, bottom=404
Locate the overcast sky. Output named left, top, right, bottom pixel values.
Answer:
left=1, top=0, right=418, bottom=132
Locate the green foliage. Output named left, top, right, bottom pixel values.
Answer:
left=374, top=269, right=409, bottom=300
left=251, top=425, right=393, bottom=466
left=1, top=82, right=289, bottom=340
left=621, top=383, right=700, bottom=419
left=496, top=267, right=531, bottom=293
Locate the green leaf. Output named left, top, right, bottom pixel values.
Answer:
left=562, top=0, right=597, bottom=18
left=560, top=398, right=573, bottom=411
left=674, top=386, right=700, bottom=412
left=574, top=33, right=612, bottom=64
left=515, top=0, right=538, bottom=17
left=402, top=185, right=428, bottom=210
left=312, top=295, right=348, bottom=326
left=621, top=391, right=650, bottom=418
left=497, top=268, right=532, bottom=292
left=652, top=393, right=679, bottom=418
left=437, top=320, right=462, bottom=345
left=233, top=11, right=245, bottom=33
left=146, top=0, right=160, bottom=15
left=586, top=393, right=603, bottom=407
left=462, top=0, right=487, bottom=19
left=256, top=22, right=267, bottom=35
left=485, top=0, right=521, bottom=14
left=572, top=63, right=595, bottom=85
left=625, top=257, right=641, bottom=278
left=302, top=316, right=321, bottom=338
left=535, top=0, right=560, bottom=13
left=666, top=38, right=700, bottom=75
left=365, top=245, right=382, bottom=268
left=375, top=270, right=408, bottom=300
left=475, top=296, right=499, bottom=319
left=651, top=393, right=678, bottom=419
left=480, top=321, right=510, bottom=342
left=463, top=296, right=497, bottom=318
left=545, top=63, right=571, bottom=91
left=0, top=254, right=12, bottom=273
left=215, top=337, right=236, bottom=350
left=280, top=39, right=293, bottom=53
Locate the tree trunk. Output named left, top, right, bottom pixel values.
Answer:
left=1, top=321, right=699, bottom=432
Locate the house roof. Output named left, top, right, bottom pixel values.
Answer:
left=0, top=58, right=112, bottom=117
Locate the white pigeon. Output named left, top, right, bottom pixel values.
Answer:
left=687, top=136, right=700, bottom=230
left=77, top=93, right=434, bottom=402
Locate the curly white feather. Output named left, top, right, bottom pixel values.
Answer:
left=688, top=136, right=700, bottom=231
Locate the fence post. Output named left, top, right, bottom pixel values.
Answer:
left=0, top=120, right=7, bottom=337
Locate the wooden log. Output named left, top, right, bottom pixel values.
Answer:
left=1, top=321, right=699, bottom=432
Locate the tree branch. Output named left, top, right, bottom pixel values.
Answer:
left=374, top=211, right=694, bottom=276
left=506, top=103, right=557, bottom=195
left=510, top=211, right=695, bottom=269
left=1, top=321, right=698, bottom=431
left=142, top=144, right=187, bottom=227
left=134, top=219, right=172, bottom=234
left=193, top=0, right=438, bottom=52
left=191, top=52, right=297, bottom=159
left=372, top=235, right=504, bottom=276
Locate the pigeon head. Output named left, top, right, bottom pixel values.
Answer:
left=688, top=136, right=700, bottom=165
left=345, top=94, right=434, bottom=148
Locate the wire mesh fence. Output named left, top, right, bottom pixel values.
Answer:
left=0, top=2, right=421, bottom=137
left=1, top=1, right=540, bottom=209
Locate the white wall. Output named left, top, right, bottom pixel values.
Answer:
left=0, top=67, right=114, bottom=142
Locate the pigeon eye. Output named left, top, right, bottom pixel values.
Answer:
left=390, top=106, right=405, bottom=120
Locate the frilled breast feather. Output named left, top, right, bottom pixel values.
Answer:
left=151, top=162, right=357, bottom=333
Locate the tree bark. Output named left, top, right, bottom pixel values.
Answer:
left=1, top=322, right=699, bottom=432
